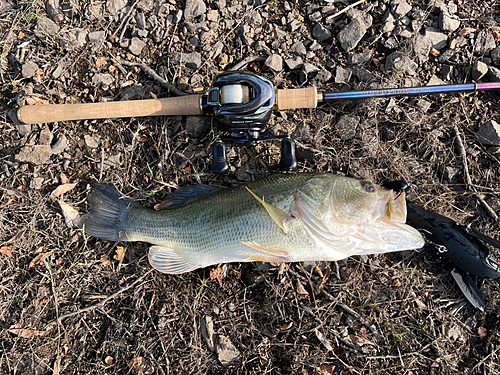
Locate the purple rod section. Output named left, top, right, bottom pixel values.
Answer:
left=321, top=83, right=491, bottom=101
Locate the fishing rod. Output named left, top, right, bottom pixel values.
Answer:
left=12, top=72, right=500, bottom=173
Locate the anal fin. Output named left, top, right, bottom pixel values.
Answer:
left=241, top=241, right=288, bottom=263
left=148, top=246, right=200, bottom=274
left=245, top=187, right=291, bottom=233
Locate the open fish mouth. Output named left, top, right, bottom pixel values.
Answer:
left=385, top=190, right=407, bottom=223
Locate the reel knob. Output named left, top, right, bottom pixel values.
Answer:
left=212, top=141, right=229, bottom=174
left=278, top=137, right=297, bottom=171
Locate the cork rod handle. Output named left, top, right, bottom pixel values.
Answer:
left=275, top=87, right=319, bottom=110
left=17, top=95, right=204, bottom=124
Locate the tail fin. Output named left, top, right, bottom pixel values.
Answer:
left=80, top=184, right=140, bottom=241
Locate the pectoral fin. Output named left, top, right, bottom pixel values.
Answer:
left=241, top=241, right=288, bottom=263
left=148, top=246, right=200, bottom=274
left=246, top=187, right=291, bottom=233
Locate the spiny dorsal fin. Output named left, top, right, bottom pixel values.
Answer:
left=245, top=187, right=291, bottom=233
left=156, top=184, right=225, bottom=210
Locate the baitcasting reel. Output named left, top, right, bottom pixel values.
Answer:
left=202, top=72, right=297, bottom=174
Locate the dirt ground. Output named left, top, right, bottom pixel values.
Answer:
left=1, top=0, right=500, bottom=374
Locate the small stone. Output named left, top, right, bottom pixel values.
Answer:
left=22, top=61, right=39, bottom=79
left=92, top=73, right=114, bottom=87
left=439, top=12, right=460, bottom=32
left=477, top=120, right=500, bottom=146
left=472, top=61, right=488, bottom=80
left=488, top=66, right=500, bottom=82
left=425, top=27, right=448, bottom=50
left=441, top=64, right=453, bottom=80
left=385, top=52, right=417, bottom=75
left=84, top=134, right=100, bottom=149
left=312, top=23, right=331, bottom=42
left=335, top=115, right=360, bottom=140
left=60, top=29, right=87, bottom=51
left=491, top=47, right=500, bottom=66
left=347, top=51, right=372, bottom=65
left=413, top=34, right=431, bottom=63
left=172, top=52, right=202, bottom=70
left=39, top=126, right=53, bottom=145
left=382, top=10, right=395, bottom=33
left=335, top=66, right=352, bottom=83
left=35, top=16, right=59, bottom=44
left=51, top=134, right=68, bottom=154
left=186, top=116, right=209, bottom=138
left=136, top=12, right=146, bottom=29
left=289, top=41, right=307, bottom=56
left=390, top=0, right=411, bottom=18
left=15, top=145, right=52, bottom=165
left=216, top=335, right=241, bottom=366
left=87, top=30, right=105, bottom=43
left=427, top=74, right=446, bottom=86
left=353, top=67, right=374, bottom=82
left=438, top=49, right=459, bottom=64
left=384, top=37, right=399, bottom=49
left=30, top=177, right=44, bottom=190
left=475, top=31, right=496, bottom=53
left=316, top=69, right=332, bottom=83
left=128, top=37, right=146, bottom=55
left=107, top=0, right=126, bottom=16
left=102, top=153, right=123, bottom=170
left=337, top=15, right=371, bottom=52
left=184, top=0, right=206, bottom=21
left=285, top=56, right=303, bottom=70
left=302, top=63, right=319, bottom=74
left=263, top=54, right=283, bottom=72
left=235, top=165, right=252, bottom=182
left=417, top=99, right=431, bottom=112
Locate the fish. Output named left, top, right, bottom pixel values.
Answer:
left=80, top=173, right=425, bottom=274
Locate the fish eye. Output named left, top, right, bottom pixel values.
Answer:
left=361, top=181, right=375, bottom=193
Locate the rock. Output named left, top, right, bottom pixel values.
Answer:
left=235, top=165, right=252, bottom=182
left=30, top=177, right=44, bottom=190
left=477, top=120, right=500, bottom=146
left=382, top=10, right=396, bottom=33
left=337, top=15, right=371, bottom=52
left=491, top=47, right=500, bottom=66
left=384, top=37, right=399, bottom=49
left=136, top=12, right=146, bottom=29
left=46, top=0, right=64, bottom=23
left=475, top=31, right=496, bottom=53
left=438, top=49, right=459, bottom=64
left=289, top=41, right=307, bottom=56
left=335, top=115, right=360, bottom=140
left=335, top=66, right=352, bottom=83
left=472, top=61, right=488, bottom=80
left=385, top=52, right=417, bottom=75
left=184, top=0, right=206, bottom=21
left=128, top=37, right=146, bottom=55
left=413, top=34, right=431, bottom=63
left=15, top=145, right=52, bottom=165
left=285, top=56, right=303, bottom=70
left=84, top=134, right=100, bottom=149
left=92, top=73, right=114, bottom=87
left=137, top=0, right=153, bottom=11
left=39, top=127, right=53, bottom=145
left=216, top=335, right=241, bottom=366
left=200, top=316, right=215, bottom=352
left=35, top=16, right=59, bottom=44
left=302, top=63, right=319, bottom=74
left=347, top=51, right=372, bottom=65
left=353, top=67, right=374, bottom=82
left=488, top=66, right=500, bottom=82
left=316, top=69, right=332, bottom=83
left=22, top=61, right=39, bottom=78
left=87, top=30, right=105, bottom=43
left=60, top=29, right=87, bottom=50
left=172, top=52, right=202, bottom=70
left=312, top=23, right=331, bottom=42
left=17, top=124, right=32, bottom=136
left=106, top=0, right=126, bottom=16
left=417, top=99, right=431, bottom=113
left=102, top=153, right=123, bottom=171
left=390, top=0, right=412, bottom=18
left=51, top=134, right=68, bottom=154
left=441, top=64, right=453, bottom=80
left=263, top=54, right=283, bottom=72
left=427, top=74, right=446, bottom=86
left=186, top=116, right=209, bottom=138
left=439, top=12, right=460, bottom=32
left=425, top=27, right=448, bottom=50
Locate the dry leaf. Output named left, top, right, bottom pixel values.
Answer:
left=128, top=357, right=145, bottom=372
left=8, top=328, right=47, bottom=338
left=29, top=251, right=53, bottom=268
left=314, top=266, right=331, bottom=295
left=391, top=279, right=402, bottom=288
left=96, top=57, right=106, bottom=67
left=346, top=334, right=375, bottom=346
left=0, top=246, right=13, bottom=257
left=478, top=327, right=488, bottom=338
left=108, top=65, right=117, bottom=72
left=50, top=183, right=77, bottom=199
left=210, top=264, right=227, bottom=287
left=277, top=262, right=289, bottom=275
left=430, top=48, right=440, bottom=56
left=315, top=364, right=335, bottom=375
left=280, top=322, right=293, bottom=331
left=6, top=227, right=27, bottom=244
left=59, top=200, right=80, bottom=228
left=114, top=246, right=126, bottom=263
left=295, top=279, right=309, bottom=299
left=101, top=254, right=111, bottom=266
left=315, top=329, right=333, bottom=351
left=458, top=27, right=476, bottom=36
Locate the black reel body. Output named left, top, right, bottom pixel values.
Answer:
left=202, top=72, right=297, bottom=173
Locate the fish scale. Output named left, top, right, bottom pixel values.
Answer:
left=81, top=173, right=424, bottom=274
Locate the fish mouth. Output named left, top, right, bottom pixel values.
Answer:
left=373, top=189, right=407, bottom=225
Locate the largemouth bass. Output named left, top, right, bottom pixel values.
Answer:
left=81, top=173, right=424, bottom=274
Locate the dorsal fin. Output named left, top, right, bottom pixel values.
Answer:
left=155, top=184, right=225, bottom=210
left=245, top=187, right=291, bottom=233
